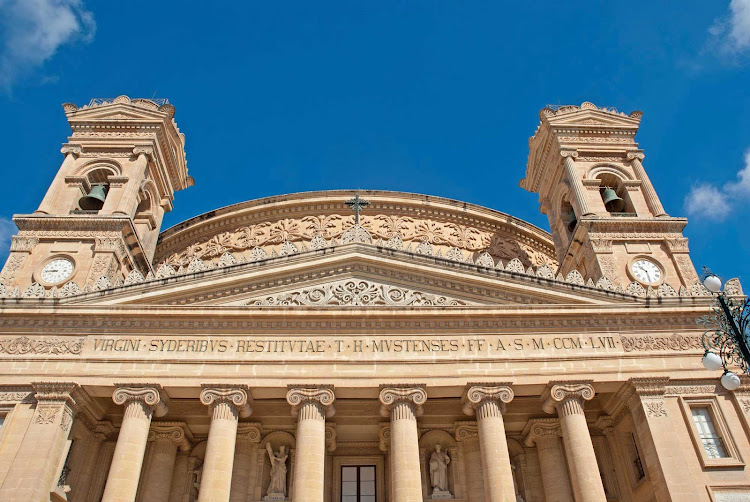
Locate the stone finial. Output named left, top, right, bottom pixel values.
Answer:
left=148, top=422, right=193, bottom=451
left=541, top=381, right=595, bottom=414
left=523, top=418, right=562, bottom=447
left=462, top=383, right=514, bottom=416
left=113, top=384, right=169, bottom=417
left=379, top=384, right=427, bottom=418
left=286, top=385, right=336, bottom=418
left=199, top=385, right=252, bottom=418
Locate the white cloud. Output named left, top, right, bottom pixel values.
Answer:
left=710, top=0, right=750, bottom=55
left=684, top=149, right=750, bottom=221
left=0, top=0, right=95, bottom=91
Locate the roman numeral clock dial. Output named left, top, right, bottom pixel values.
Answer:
left=39, top=257, right=75, bottom=285
left=629, top=258, right=663, bottom=286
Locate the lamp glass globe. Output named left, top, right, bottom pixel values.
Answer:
left=702, top=352, right=723, bottom=371
left=704, top=274, right=722, bottom=293
left=721, top=371, right=741, bottom=391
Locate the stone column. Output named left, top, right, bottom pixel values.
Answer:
left=198, top=385, right=253, bottom=502
left=0, top=382, right=78, bottom=501
left=379, top=385, right=427, bottom=502
left=141, top=423, right=192, bottom=502
left=87, top=440, right=116, bottom=502
left=35, top=145, right=81, bottom=214
left=113, top=146, right=152, bottom=217
left=102, top=385, right=169, bottom=502
left=627, top=152, right=667, bottom=217
left=287, top=386, right=336, bottom=502
left=542, top=381, right=606, bottom=502
left=168, top=452, right=190, bottom=502
left=561, top=150, right=594, bottom=216
left=523, top=419, right=573, bottom=502
left=455, top=422, right=485, bottom=502
left=462, top=384, right=516, bottom=502
left=229, top=424, right=261, bottom=502
left=67, top=420, right=114, bottom=501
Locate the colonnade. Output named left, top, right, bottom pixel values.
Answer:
left=88, top=381, right=607, bottom=502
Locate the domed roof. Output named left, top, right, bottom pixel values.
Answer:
left=154, top=190, right=558, bottom=270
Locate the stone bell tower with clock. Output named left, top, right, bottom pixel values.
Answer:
left=521, top=101, right=699, bottom=292
left=0, top=96, right=192, bottom=292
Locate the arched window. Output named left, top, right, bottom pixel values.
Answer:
left=596, top=173, right=635, bottom=215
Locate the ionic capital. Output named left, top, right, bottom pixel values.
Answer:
left=132, top=145, right=154, bottom=158
left=454, top=421, right=479, bottom=443
left=286, top=385, right=336, bottom=418
left=626, top=151, right=645, bottom=161
left=199, top=385, right=252, bottom=418
left=462, top=383, right=514, bottom=416
left=523, top=418, right=562, bottom=447
left=541, top=381, right=594, bottom=414
left=148, top=422, right=192, bottom=451
left=60, top=144, right=82, bottom=157
left=560, top=149, right=579, bottom=159
left=113, top=384, right=169, bottom=417
left=379, top=384, right=427, bottom=417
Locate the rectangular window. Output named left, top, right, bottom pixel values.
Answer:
left=691, top=407, right=728, bottom=459
left=341, top=465, right=376, bottom=502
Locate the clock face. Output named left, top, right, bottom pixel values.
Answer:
left=40, top=258, right=74, bottom=284
left=631, top=258, right=662, bottom=285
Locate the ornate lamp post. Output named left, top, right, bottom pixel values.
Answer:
left=699, top=269, right=750, bottom=390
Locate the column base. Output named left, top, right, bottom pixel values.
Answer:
left=430, top=489, right=453, bottom=499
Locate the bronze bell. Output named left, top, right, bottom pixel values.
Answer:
left=565, top=209, right=577, bottom=232
left=78, top=184, right=107, bottom=211
left=602, top=187, right=625, bottom=213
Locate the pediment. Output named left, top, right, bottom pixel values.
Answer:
left=547, top=109, right=640, bottom=128
left=60, top=243, right=638, bottom=307
left=69, top=104, right=169, bottom=122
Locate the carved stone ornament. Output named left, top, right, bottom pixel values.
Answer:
left=325, top=424, right=337, bottom=452
left=286, top=386, right=336, bottom=418
left=33, top=382, right=78, bottom=409
left=523, top=418, right=563, bottom=447
left=454, top=422, right=479, bottom=442
left=379, top=385, right=427, bottom=417
left=199, top=385, right=252, bottom=418
left=462, top=384, right=514, bottom=416
left=541, top=381, right=595, bottom=414
left=645, top=401, right=668, bottom=418
left=0, top=387, right=34, bottom=403
left=0, top=336, right=84, bottom=355
left=112, top=385, right=169, bottom=417
left=621, top=334, right=701, bottom=352
left=247, top=279, right=474, bottom=307
left=378, top=423, right=391, bottom=451
left=148, top=422, right=192, bottom=451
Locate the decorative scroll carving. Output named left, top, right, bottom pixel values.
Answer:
left=113, top=385, right=169, bottom=417
left=378, top=423, right=391, bottom=451
left=0, top=388, right=33, bottom=403
left=0, top=336, right=84, bottom=355
left=621, top=334, right=702, bottom=352
left=286, top=386, right=336, bottom=418
left=379, top=385, right=427, bottom=417
left=454, top=422, right=479, bottom=442
left=325, top=424, right=337, bottom=452
left=199, top=385, right=252, bottom=418
left=462, top=384, right=514, bottom=415
left=36, top=406, right=59, bottom=425
left=645, top=401, right=667, bottom=417
left=247, top=279, right=474, bottom=307
left=542, top=381, right=595, bottom=414
left=148, top=423, right=192, bottom=451
left=160, top=214, right=558, bottom=270
left=523, top=418, right=563, bottom=447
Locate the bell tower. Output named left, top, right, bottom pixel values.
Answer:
left=0, top=96, right=192, bottom=292
left=521, top=102, right=699, bottom=292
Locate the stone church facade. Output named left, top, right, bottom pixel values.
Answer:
left=0, top=96, right=747, bottom=502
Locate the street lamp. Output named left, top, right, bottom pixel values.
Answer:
left=699, top=269, right=750, bottom=390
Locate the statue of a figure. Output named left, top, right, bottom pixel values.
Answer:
left=265, top=443, right=288, bottom=499
left=188, top=458, right=203, bottom=502
left=429, top=444, right=451, bottom=495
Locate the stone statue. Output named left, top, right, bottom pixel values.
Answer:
left=429, top=444, right=451, bottom=497
left=265, top=443, right=288, bottom=500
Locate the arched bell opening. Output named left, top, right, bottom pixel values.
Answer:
left=595, top=173, right=634, bottom=215
left=78, top=168, right=112, bottom=212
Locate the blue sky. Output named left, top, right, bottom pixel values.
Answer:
left=0, top=1, right=749, bottom=285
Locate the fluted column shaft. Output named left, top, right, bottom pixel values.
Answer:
left=562, top=151, right=594, bottom=216
left=543, top=383, right=605, bottom=502
left=380, top=386, right=426, bottom=502
left=531, top=431, right=573, bottom=502
left=287, top=387, right=335, bottom=502
left=198, top=386, right=252, bottom=502
left=114, top=148, right=150, bottom=217
left=629, top=154, right=666, bottom=217
left=463, top=384, right=515, bottom=502
left=102, top=386, right=168, bottom=502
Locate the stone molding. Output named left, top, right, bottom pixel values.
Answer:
left=286, top=385, right=336, bottom=418
left=461, top=383, right=514, bottom=415
left=326, top=424, right=337, bottom=452
left=199, top=385, right=252, bottom=418
left=148, top=422, right=192, bottom=451
left=378, top=423, right=391, bottom=451
left=112, top=384, right=169, bottom=417
left=379, top=384, right=427, bottom=418
left=522, top=418, right=563, bottom=447
left=32, top=381, right=78, bottom=408
left=0, top=386, right=34, bottom=404
left=541, top=380, right=595, bottom=414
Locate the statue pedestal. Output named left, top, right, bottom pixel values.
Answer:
left=263, top=495, right=286, bottom=501
left=431, top=489, right=453, bottom=499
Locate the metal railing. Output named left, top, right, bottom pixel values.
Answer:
left=88, top=97, right=170, bottom=107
